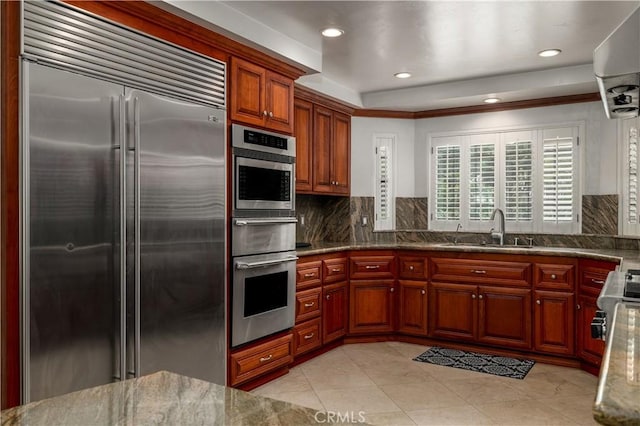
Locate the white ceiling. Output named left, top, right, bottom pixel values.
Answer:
left=162, top=1, right=640, bottom=111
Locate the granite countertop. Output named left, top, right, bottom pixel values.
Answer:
left=0, top=371, right=352, bottom=426
left=296, top=242, right=640, bottom=270
left=593, top=303, right=640, bottom=425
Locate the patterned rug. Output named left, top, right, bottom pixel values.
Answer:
left=413, top=347, right=535, bottom=379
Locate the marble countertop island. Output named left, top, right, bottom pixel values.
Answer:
left=0, top=371, right=348, bottom=425
left=593, top=302, right=640, bottom=425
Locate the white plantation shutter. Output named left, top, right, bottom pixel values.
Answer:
left=543, top=131, right=574, bottom=224
left=374, top=134, right=395, bottom=230
left=622, top=118, right=640, bottom=235
left=504, top=132, right=533, bottom=224
left=629, top=126, right=638, bottom=225
left=435, top=144, right=461, bottom=221
left=468, top=142, right=495, bottom=221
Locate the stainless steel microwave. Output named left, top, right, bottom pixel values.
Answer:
left=232, top=124, right=295, bottom=214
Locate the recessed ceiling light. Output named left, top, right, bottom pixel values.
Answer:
left=538, top=49, right=561, bottom=58
left=321, top=28, right=344, bottom=38
left=394, top=72, right=412, bottom=79
left=483, top=97, right=501, bottom=104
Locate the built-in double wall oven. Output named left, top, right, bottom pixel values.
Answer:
left=231, top=124, right=297, bottom=347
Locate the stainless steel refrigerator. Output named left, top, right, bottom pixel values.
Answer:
left=22, top=62, right=226, bottom=402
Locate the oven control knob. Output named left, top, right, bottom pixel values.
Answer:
left=595, top=310, right=606, bottom=318
left=591, top=317, right=607, bottom=340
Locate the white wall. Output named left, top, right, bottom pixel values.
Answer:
left=353, top=102, right=618, bottom=199
left=351, top=117, right=416, bottom=197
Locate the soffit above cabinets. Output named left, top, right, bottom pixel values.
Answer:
left=161, top=1, right=638, bottom=111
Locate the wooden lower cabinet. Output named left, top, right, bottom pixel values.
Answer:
left=478, top=286, right=532, bottom=349
left=397, top=280, right=428, bottom=336
left=534, top=290, right=575, bottom=356
left=323, top=281, right=348, bottom=344
left=229, top=334, right=293, bottom=386
left=428, top=282, right=476, bottom=341
left=293, top=318, right=322, bottom=356
left=577, top=295, right=606, bottom=366
left=349, top=280, right=395, bottom=334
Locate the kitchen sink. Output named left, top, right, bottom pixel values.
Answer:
left=438, top=242, right=532, bottom=249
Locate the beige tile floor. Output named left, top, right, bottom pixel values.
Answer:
left=251, top=342, right=601, bottom=425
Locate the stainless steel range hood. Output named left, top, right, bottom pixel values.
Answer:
left=594, top=6, right=640, bottom=119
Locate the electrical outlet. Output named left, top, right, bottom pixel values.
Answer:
left=299, top=214, right=305, bottom=227
left=362, top=216, right=368, bottom=226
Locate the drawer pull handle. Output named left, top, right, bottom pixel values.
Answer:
left=259, top=354, right=273, bottom=362
left=591, top=279, right=605, bottom=285
left=365, top=265, right=380, bottom=270
left=409, top=265, right=415, bottom=271
left=304, top=273, right=316, bottom=278
left=551, top=274, right=557, bottom=280
left=304, top=333, right=314, bottom=340
left=331, top=268, right=341, bottom=272
left=304, top=302, right=315, bottom=307
left=471, top=270, right=487, bottom=274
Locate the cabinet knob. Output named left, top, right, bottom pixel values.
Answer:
left=536, top=299, right=541, bottom=305
left=262, top=110, right=268, bottom=116
left=268, top=111, right=273, bottom=118
left=551, top=274, right=557, bottom=280
left=326, top=294, right=330, bottom=300
left=421, top=289, right=426, bottom=295
left=390, top=287, right=395, bottom=292
left=577, top=304, right=581, bottom=310
left=471, top=294, right=476, bottom=299
left=478, top=294, right=483, bottom=299
left=409, top=265, right=414, bottom=271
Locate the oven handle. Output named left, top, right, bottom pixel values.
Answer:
left=234, top=218, right=298, bottom=226
left=235, top=255, right=299, bottom=270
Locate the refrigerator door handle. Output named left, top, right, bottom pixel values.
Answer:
left=115, top=94, right=127, bottom=382
left=133, top=96, right=141, bottom=378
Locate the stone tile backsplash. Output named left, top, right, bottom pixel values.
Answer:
left=295, top=194, right=633, bottom=249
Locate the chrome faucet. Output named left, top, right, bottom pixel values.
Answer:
left=490, top=208, right=505, bottom=245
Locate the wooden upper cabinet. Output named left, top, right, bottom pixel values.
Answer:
left=230, top=57, right=293, bottom=133
left=294, top=98, right=313, bottom=192
left=331, top=111, right=350, bottom=195
left=312, top=106, right=334, bottom=192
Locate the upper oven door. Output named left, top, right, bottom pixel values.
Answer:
left=235, top=156, right=294, bottom=211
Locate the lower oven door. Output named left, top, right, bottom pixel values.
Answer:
left=232, top=251, right=298, bottom=347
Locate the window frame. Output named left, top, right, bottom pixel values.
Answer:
left=428, top=122, right=583, bottom=234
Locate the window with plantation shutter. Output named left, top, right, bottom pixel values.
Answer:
left=622, top=118, right=640, bottom=235
left=542, top=130, right=574, bottom=225
left=374, top=134, right=395, bottom=230
left=468, top=142, right=495, bottom=221
left=504, top=132, right=533, bottom=224
left=629, top=126, right=638, bottom=225
left=435, top=143, right=461, bottom=222
left=429, top=125, right=580, bottom=234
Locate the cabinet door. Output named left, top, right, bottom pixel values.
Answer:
left=332, top=111, right=350, bottom=194
left=397, top=280, right=428, bottom=336
left=577, top=295, right=605, bottom=367
left=323, top=281, right=348, bottom=344
left=230, top=57, right=266, bottom=127
left=265, top=71, right=293, bottom=133
left=294, top=98, right=313, bottom=192
left=312, top=106, right=334, bottom=193
left=428, top=282, right=476, bottom=341
left=349, top=280, right=395, bottom=334
left=534, top=290, right=575, bottom=356
left=478, top=286, right=532, bottom=350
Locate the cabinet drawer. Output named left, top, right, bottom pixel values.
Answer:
left=431, top=257, right=531, bottom=287
left=350, top=256, right=396, bottom=279
left=229, top=334, right=293, bottom=386
left=293, top=318, right=322, bottom=356
left=295, top=287, right=322, bottom=323
left=296, top=261, right=322, bottom=290
left=323, top=258, right=347, bottom=283
left=580, top=263, right=616, bottom=297
left=398, top=256, right=428, bottom=280
left=534, top=263, right=575, bottom=291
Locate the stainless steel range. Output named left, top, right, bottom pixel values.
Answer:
left=592, top=270, right=640, bottom=340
